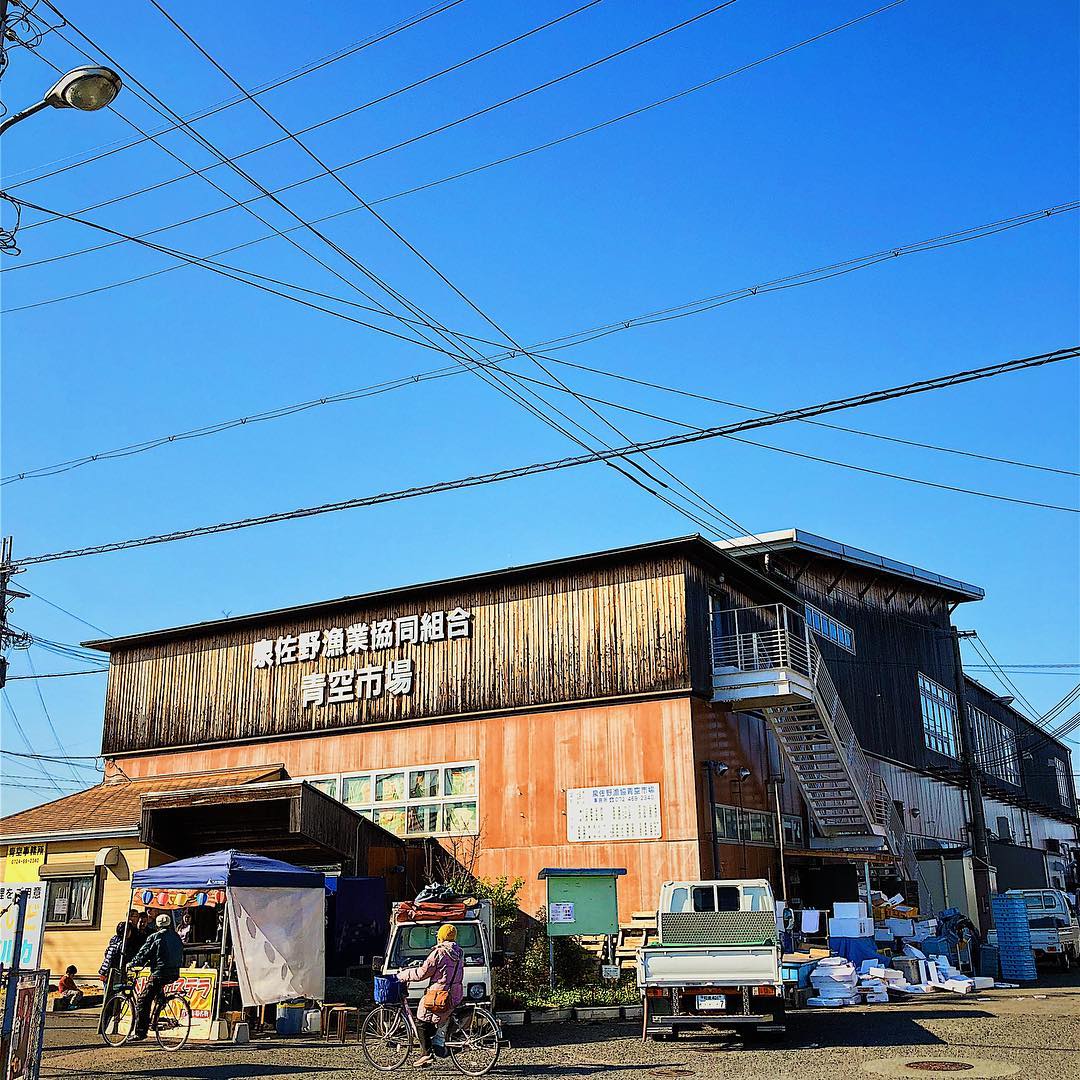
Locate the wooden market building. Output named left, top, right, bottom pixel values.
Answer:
left=2, top=531, right=1076, bottom=964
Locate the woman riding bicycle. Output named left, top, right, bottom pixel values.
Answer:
left=397, top=924, right=465, bottom=1068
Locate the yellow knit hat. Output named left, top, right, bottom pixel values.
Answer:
left=436, top=924, right=457, bottom=943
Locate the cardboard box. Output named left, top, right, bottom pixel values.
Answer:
left=886, top=918, right=915, bottom=938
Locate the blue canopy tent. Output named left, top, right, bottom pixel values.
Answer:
left=132, top=849, right=324, bottom=891
left=129, top=850, right=326, bottom=1029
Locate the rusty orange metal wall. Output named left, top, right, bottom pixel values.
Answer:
left=112, top=697, right=705, bottom=915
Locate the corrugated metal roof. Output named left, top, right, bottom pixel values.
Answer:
left=82, top=529, right=983, bottom=652
left=0, top=764, right=285, bottom=840
left=713, top=528, right=985, bottom=601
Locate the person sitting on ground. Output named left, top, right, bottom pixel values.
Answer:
left=397, top=923, right=465, bottom=1068
left=99, top=922, right=127, bottom=993
left=57, top=966, right=83, bottom=1010
left=127, top=914, right=183, bottom=1041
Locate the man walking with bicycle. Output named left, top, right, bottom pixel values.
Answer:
left=127, top=913, right=183, bottom=1042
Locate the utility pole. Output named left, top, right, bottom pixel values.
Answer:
left=949, top=625, right=995, bottom=934
left=0, top=536, right=29, bottom=690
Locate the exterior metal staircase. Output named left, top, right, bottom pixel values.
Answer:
left=712, top=604, right=919, bottom=882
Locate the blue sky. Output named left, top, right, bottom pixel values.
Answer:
left=1, top=0, right=1077, bottom=814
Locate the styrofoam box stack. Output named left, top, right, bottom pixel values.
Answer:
left=808, top=957, right=860, bottom=1007
left=834, top=902, right=868, bottom=920
left=828, top=915, right=875, bottom=938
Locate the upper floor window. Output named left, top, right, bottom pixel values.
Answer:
left=303, top=760, right=479, bottom=838
left=969, top=704, right=1021, bottom=786
left=1052, top=758, right=1071, bottom=807
left=804, top=603, right=855, bottom=654
left=918, top=673, right=960, bottom=759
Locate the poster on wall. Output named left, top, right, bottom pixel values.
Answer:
left=1, top=970, right=49, bottom=1080
left=566, top=783, right=662, bottom=843
left=0, top=885, right=47, bottom=969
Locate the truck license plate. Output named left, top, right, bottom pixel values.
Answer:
left=696, top=995, right=727, bottom=1010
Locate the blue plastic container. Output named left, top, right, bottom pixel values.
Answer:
left=374, top=976, right=402, bottom=1004
left=275, top=1001, right=306, bottom=1035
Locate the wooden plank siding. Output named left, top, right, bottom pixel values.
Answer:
left=101, top=555, right=694, bottom=756
left=112, top=697, right=707, bottom=915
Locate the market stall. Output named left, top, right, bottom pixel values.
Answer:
left=127, top=850, right=325, bottom=1040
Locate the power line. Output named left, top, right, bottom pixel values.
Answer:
left=12, top=347, right=1076, bottom=567
left=3, top=0, right=468, bottom=188
left=1, top=692, right=65, bottom=793
left=19, top=584, right=110, bottom=634
left=24, top=651, right=84, bottom=782
left=6, top=668, right=108, bottom=679
left=714, top=433, right=1077, bottom=513
left=144, top=0, right=771, bottom=567
left=4, top=196, right=1073, bottom=481
left=10, top=0, right=601, bottom=221
left=0, top=747, right=102, bottom=766
left=26, top=0, right=741, bottom=234
left=9, top=2, right=910, bottom=259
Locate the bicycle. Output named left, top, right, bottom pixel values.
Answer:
left=361, top=973, right=501, bottom=1075
left=100, top=973, right=192, bottom=1051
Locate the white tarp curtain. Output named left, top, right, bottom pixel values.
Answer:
left=227, top=886, right=325, bottom=1006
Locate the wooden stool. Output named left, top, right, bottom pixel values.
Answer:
left=325, top=1005, right=361, bottom=1044
left=319, top=1003, right=345, bottom=1039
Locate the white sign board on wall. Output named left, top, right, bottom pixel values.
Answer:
left=0, top=882, right=47, bottom=968
left=566, top=783, right=662, bottom=843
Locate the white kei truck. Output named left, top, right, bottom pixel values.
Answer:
left=374, top=899, right=499, bottom=1006
left=636, top=879, right=785, bottom=1040
left=987, top=888, right=1080, bottom=971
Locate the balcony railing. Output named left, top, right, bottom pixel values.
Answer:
left=711, top=603, right=813, bottom=676
left=712, top=602, right=921, bottom=882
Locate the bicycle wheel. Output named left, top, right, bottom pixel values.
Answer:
left=447, top=1006, right=500, bottom=1076
left=100, top=993, right=136, bottom=1047
left=153, top=994, right=191, bottom=1051
left=361, top=1005, right=412, bottom=1072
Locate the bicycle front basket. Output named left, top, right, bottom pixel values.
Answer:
left=373, top=976, right=402, bottom=1004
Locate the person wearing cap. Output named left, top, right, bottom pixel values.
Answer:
left=127, top=913, right=184, bottom=1041
left=397, top=924, right=465, bottom=1068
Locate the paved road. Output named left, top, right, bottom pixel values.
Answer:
left=40, top=972, right=1080, bottom=1080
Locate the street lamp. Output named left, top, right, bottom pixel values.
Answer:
left=0, top=65, right=122, bottom=135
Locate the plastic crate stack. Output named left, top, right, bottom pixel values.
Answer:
left=990, top=894, right=1037, bottom=982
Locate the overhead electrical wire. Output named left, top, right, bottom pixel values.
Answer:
left=23, top=651, right=85, bottom=783
left=138, top=0, right=774, bottom=566
left=19, top=584, right=110, bottom=634
left=1, top=693, right=66, bottom=794
left=26, top=0, right=741, bottom=234
left=2, top=196, right=1075, bottom=494
left=9, top=1, right=911, bottom=259
left=0, top=747, right=103, bottom=766
left=149, top=0, right=828, bottom=557
left=10, top=0, right=603, bottom=220
left=6, top=668, right=109, bottom=679
left=11, top=347, right=1076, bottom=567
left=3, top=0, right=469, bottom=187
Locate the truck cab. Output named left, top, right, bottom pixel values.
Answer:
left=637, top=879, right=784, bottom=1040
left=376, top=899, right=497, bottom=1006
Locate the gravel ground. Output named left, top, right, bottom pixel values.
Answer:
left=39, top=971, right=1080, bottom=1080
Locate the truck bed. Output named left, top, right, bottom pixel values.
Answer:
left=637, top=945, right=781, bottom=987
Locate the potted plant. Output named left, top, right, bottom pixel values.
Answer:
left=528, top=988, right=576, bottom=1023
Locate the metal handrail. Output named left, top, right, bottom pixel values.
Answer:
left=712, top=603, right=922, bottom=883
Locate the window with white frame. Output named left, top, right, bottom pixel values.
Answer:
left=918, top=673, right=960, bottom=759
left=969, top=704, right=1021, bottom=786
left=303, top=760, right=479, bottom=838
left=804, top=603, right=855, bottom=653
left=1052, top=757, right=1071, bottom=807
